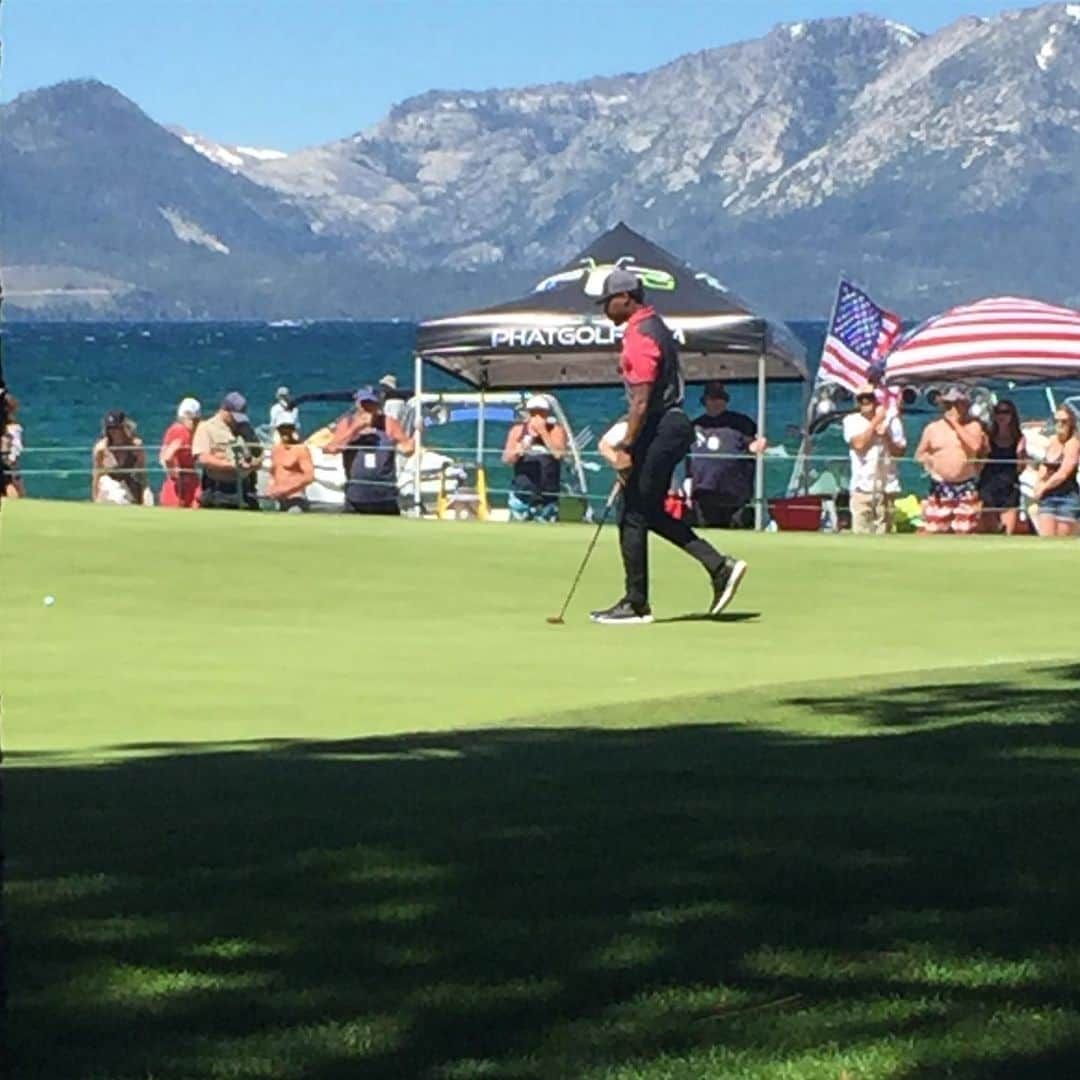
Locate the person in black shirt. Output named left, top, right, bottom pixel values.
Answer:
left=687, top=381, right=766, bottom=528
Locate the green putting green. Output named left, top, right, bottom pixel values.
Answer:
left=3, top=500, right=1078, bottom=756
left=4, top=501, right=1080, bottom=1078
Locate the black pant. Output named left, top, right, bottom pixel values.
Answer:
left=620, top=410, right=727, bottom=607
left=200, top=483, right=260, bottom=511
left=695, top=492, right=754, bottom=529
left=345, top=500, right=400, bottom=516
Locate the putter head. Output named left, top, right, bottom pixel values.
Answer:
left=546, top=616, right=565, bottom=625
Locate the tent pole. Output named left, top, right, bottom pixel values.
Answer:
left=754, top=350, right=767, bottom=531
left=790, top=377, right=813, bottom=495
left=477, top=383, right=485, bottom=470
left=413, top=353, right=423, bottom=518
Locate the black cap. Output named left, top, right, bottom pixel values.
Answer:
left=104, top=410, right=126, bottom=429
left=702, top=381, right=730, bottom=402
left=595, top=268, right=643, bottom=305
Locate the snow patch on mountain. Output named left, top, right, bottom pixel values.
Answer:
left=159, top=207, right=230, bottom=254
left=172, top=127, right=287, bottom=173
left=235, top=145, right=287, bottom=162
left=1037, top=23, right=1062, bottom=69
left=884, top=19, right=922, bottom=44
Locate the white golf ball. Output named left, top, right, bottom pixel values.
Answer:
left=43, top=595, right=56, bottom=606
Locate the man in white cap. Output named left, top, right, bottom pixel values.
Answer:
left=268, top=387, right=298, bottom=441
left=915, top=385, right=988, bottom=534
left=842, top=383, right=907, bottom=533
left=378, top=373, right=406, bottom=424
left=159, top=396, right=202, bottom=508
left=502, top=393, right=568, bottom=521
left=591, top=268, right=746, bottom=623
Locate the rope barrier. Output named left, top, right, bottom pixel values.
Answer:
left=5, top=443, right=1049, bottom=468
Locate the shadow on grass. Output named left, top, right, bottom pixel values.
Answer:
left=788, top=662, right=1080, bottom=728
left=6, top=665, right=1080, bottom=1079
left=653, top=611, right=762, bottom=625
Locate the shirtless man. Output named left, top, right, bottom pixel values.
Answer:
left=268, top=419, right=315, bottom=512
left=914, top=386, right=989, bottom=534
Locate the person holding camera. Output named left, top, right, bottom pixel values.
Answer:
left=326, top=386, right=414, bottom=515
left=192, top=391, right=263, bottom=510
left=503, top=394, right=567, bottom=522
left=842, top=384, right=907, bottom=534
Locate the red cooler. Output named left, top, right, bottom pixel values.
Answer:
left=767, top=495, right=823, bottom=531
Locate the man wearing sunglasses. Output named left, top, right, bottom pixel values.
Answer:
left=842, top=384, right=907, bottom=534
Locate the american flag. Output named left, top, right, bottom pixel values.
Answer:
left=818, top=279, right=902, bottom=392
left=884, top=296, right=1080, bottom=383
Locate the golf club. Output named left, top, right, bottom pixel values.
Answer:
left=547, top=481, right=622, bottom=625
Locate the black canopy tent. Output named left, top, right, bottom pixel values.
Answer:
left=412, top=223, right=809, bottom=524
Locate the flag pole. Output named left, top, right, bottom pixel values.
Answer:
left=790, top=275, right=844, bottom=495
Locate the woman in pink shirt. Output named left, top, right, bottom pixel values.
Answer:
left=159, top=397, right=202, bottom=508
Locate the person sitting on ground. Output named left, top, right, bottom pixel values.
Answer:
left=92, top=411, right=151, bottom=505
left=842, top=384, right=907, bottom=534
left=503, top=394, right=568, bottom=522
left=192, top=392, right=262, bottom=510
left=687, top=381, right=766, bottom=528
left=978, top=398, right=1027, bottom=534
left=914, top=386, right=989, bottom=534
left=1033, top=406, right=1080, bottom=538
left=268, top=418, right=315, bottom=512
left=159, top=397, right=202, bottom=509
left=325, top=386, right=414, bottom=515
left=2, top=392, right=25, bottom=498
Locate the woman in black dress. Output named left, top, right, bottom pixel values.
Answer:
left=978, top=399, right=1026, bottom=534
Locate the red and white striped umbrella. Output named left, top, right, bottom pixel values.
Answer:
left=884, top=296, right=1080, bottom=384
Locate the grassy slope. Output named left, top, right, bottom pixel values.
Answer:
left=3, top=502, right=1080, bottom=1078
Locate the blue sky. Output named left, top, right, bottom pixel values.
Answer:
left=2, top=0, right=1020, bottom=150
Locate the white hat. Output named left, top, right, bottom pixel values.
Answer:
left=177, top=396, right=201, bottom=419
left=525, top=394, right=551, bottom=412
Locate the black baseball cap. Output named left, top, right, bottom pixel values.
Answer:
left=702, top=381, right=730, bottom=401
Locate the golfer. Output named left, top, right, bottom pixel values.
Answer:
left=591, top=268, right=746, bottom=624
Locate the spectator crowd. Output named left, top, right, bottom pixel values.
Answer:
left=839, top=384, right=1078, bottom=538
left=1, top=379, right=1077, bottom=537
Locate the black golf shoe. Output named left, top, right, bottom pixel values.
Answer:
left=710, top=558, right=748, bottom=616
left=590, top=599, right=654, bottom=625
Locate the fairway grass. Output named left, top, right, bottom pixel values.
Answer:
left=3, top=501, right=1080, bottom=1078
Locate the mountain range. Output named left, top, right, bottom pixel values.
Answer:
left=2, top=2, right=1080, bottom=321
